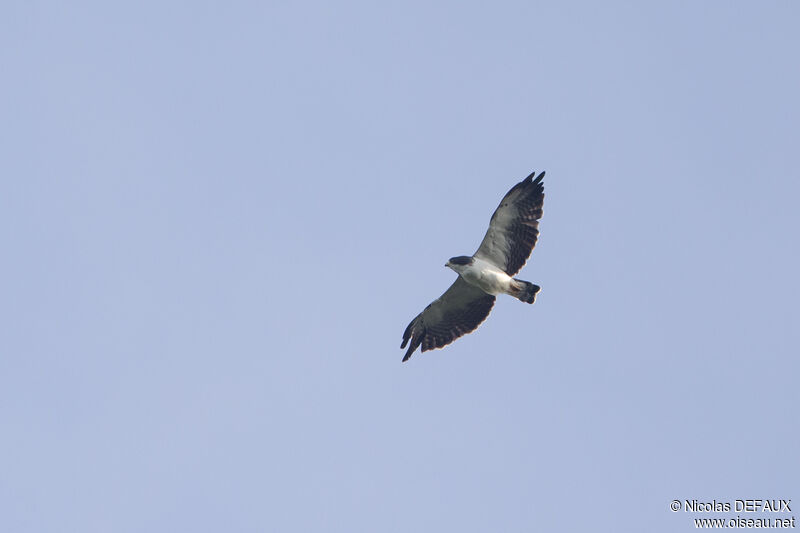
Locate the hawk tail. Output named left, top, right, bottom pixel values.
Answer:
left=509, top=279, right=540, bottom=304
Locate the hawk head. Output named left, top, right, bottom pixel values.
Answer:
left=445, top=255, right=474, bottom=271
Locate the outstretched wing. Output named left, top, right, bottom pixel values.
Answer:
left=401, top=277, right=496, bottom=362
left=474, top=171, right=545, bottom=276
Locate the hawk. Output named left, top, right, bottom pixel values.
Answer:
left=401, top=171, right=545, bottom=362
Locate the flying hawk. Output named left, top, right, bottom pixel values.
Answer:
left=401, top=171, right=545, bottom=362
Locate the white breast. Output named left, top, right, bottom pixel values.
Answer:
left=462, top=258, right=513, bottom=295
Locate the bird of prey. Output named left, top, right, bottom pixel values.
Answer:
left=401, top=171, right=545, bottom=362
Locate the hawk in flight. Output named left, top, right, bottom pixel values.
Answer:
left=401, top=171, right=545, bottom=362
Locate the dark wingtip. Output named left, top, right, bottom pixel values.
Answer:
left=401, top=316, right=416, bottom=349
left=401, top=331, right=423, bottom=362
left=402, top=345, right=416, bottom=362
left=523, top=170, right=545, bottom=185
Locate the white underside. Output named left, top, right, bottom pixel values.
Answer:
left=458, top=258, right=513, bottom=295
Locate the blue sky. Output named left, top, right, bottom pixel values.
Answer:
left=1, top=1, right=798, bottom=532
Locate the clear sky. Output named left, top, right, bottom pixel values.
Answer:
left=2, top=1, right=798, bottom=532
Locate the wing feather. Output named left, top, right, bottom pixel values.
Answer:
left=401, top=277, right=495, bottom=362
left=474, top=171, right=545, bottom=276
